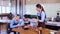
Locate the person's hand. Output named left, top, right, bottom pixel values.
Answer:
left=32, top=18, right=37, bottom=22
left=28, top=25, right=31, bottom=27
left=37, top=19, right=39, bottom=22
left=27, top=25, right=32, bottom=29
left=16, top=24, right=20, bottom=27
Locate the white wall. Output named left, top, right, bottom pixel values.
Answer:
left=26, top=3, right=60, bottom=17
left=44, top=3, right=60, bottom=17
left=26, top=5, right=37, bottom=15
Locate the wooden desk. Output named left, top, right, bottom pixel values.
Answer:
left=0, top=13, right=10, bottom=19
left=0, top=13, right=9, bottom=17
left=12, top=27, right=38, bottom=34
left=0, top=13, right=13, bottom=19
left=12, top=27, right=50, bottom=34
left=46, top=21, right=60, bottom=30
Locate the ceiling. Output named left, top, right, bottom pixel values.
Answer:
left=26, top=0, right=60, bottom=4
left=0, top=0, right=60, bottom=6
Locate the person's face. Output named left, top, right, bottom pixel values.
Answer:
left=15, top=16, right=20, bottom=21
left=36, top=7, right=41, bottom=12
left=24, top=17, right=28, bottom=21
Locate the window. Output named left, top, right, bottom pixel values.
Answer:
left=0, top=6, right=1, bottom=13
left=0, top=0, right=11, bottom=13
left=0, top=0, right=17, bottom=15
left=1, top=6, right=5, bottom=13
left=6, top=7, right=10, bottom=13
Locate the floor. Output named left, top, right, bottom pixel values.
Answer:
left=0, top=24, right=58, bottom=34
left=0, top=24, right=14, bottom=34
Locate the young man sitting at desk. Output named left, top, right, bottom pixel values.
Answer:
left=10, top=14, right=20, bottom=34
left=19, top=14, right=34, bottom=29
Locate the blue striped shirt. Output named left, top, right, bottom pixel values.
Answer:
left=37, top=11, right=46, bottom=22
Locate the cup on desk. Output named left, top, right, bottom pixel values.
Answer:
left=24, top=26, right=29, bottom=30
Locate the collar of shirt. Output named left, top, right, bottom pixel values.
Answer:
left=37, top=11, right=41, bottom=16
left=14, top=19, right=19, bottom=23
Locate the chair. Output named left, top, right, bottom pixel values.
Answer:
left=6, top=23, right=11, bottom=34
left=7, top=23, right=19, bottom=34
left=6, top=23, right=16, bottom=34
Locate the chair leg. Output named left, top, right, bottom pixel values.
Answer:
left=38, top=30, right=42, bottom=34
left=40, top=30, right=42, bottom=34
left=18, top=32, right=20, bottom=34
left=7, top=31, right=10, bottom=34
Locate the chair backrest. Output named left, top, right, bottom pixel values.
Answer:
left=7, top=23, right=10, bottom=28
left=6, top=23, right=11, bottom=31
left=6, top=23, right=11, bottom=34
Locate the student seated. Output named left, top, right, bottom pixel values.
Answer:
left=10, top=14, right=20, bottom=34
left=20, top=14, right=34, bottom=30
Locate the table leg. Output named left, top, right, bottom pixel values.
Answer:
left=0, top=23, right=1, bottom=34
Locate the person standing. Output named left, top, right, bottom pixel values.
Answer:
left=36, top=4, right=46, bottom=34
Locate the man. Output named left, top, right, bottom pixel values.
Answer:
left=36, top=4, right=46, bottom=34
left=10, top=14, right=20, bottom=34
left=19, top=14, right=34, bottom=29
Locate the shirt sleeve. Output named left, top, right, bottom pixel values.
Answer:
left=10, top=20, right=17, bottom=28
left=29, top=19, right=34, bottom=27
left=39, top=12, right=45, bottom=22
left=19, top=19, right=24, bottom=26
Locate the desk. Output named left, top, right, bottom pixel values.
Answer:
left=46, top=21, right=60, bottom=30
left=32, top=19, right=60, bottom=30
left=0, top=20, right=10, bottom=23
left=46, top=21, right=60, bottom=26
left=0, top=13, right=9, bottom=17
left=0, top=13, right=10, bottom=19
left=12, top=27, right=50, bottom=34
left=12, top=27, right=38, bottom=34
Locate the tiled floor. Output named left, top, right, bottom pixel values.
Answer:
left=1, top=29, right=7, bottom=34
left=1, top=29, right=14, bottom=34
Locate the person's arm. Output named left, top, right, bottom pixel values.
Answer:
left=39, top=12, right=45, bottom=22
left=19, top=19, right=24, bottom=26
left=29, top=19, right=34, bottom=27
left=10, top=20, right=17, bottom=28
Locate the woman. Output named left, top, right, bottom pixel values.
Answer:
left=36, top=4, right=46, bottom=34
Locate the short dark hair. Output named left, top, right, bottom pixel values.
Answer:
left=16, top=14, right=20, bottom=16
left=24, top=14, right=28, bottom=18
left=36, top=4, right=42, bottom=9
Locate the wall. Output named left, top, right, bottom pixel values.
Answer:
left=25, top=3, right=60, bottom=17
left=26, top=0, right=60, bottom=4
